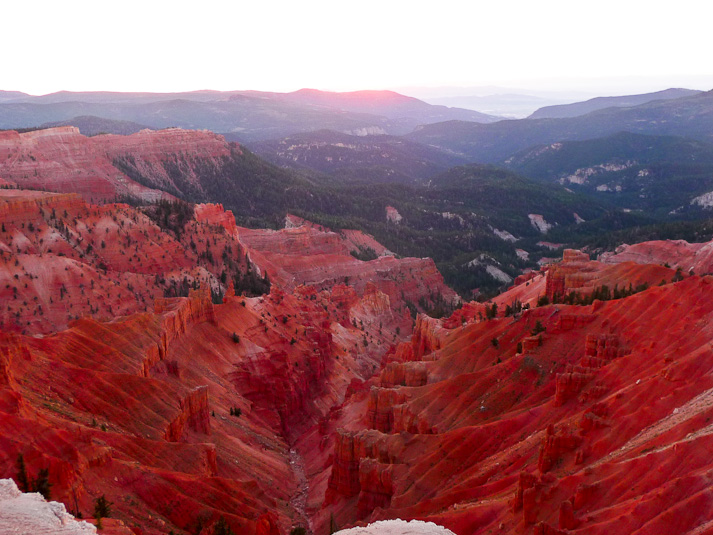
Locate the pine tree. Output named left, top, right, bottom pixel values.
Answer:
left=93, top=495, right=113, bottom=519
left=329, top=513, right=339, bottom=534
left=16, top=454, right=29, bottom=492
left=214, top=516, right=235, bottom=535
left=32, top=468, right=52, bottom=499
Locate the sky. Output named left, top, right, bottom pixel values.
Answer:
left=3, top=0, right=712, bottom=96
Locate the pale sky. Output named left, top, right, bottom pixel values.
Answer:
left=3, top=0, right=712, bottom=96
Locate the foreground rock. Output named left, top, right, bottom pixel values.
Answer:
left=0, top=478, right=97, bottom=534
left=335, top=519, right=455, bottom=535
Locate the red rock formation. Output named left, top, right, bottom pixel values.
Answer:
left=0, top=190, right=262, bottom=335
left=255, top=512, right=282, bottom=535
left=0, top=127, right=233, bottom=203
left=537, top=424, right=582, bottom=472
left=0, top=187, right=461, bottom=534
left=441, top=301, right=488, bottom=328
left=327, top=429, right=399, bottom=500
left=379, top=361, right=428, bottom=388
left=600, top=238, right=713, bottom=275
left=313, top=267, right=713, bottom=535
left=233, top=216, right=458, bottom=312
left=366, top=388, right=408, bottom=433
left=554, top=366, right=595, bottom=406
left=164, top=386, right=210, bottom=442
left=533, top=522, right=568, bottom=535
left=543, top=248, right=675, bottom=303
left=9, top=130, right=713, bottom=535
left=410, top=314, right=447, bottom=359
left=558, top=499, right=579, bottom=530
left=329, top=430, right=365, bottom=498
left=357, top=458, right=394, bottom=518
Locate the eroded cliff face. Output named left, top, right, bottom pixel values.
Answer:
left=0, top=190, right=455, bottom=534
left=312, top=248, right=713, bottom=535
left=0, top=274, right=419, bottom=534
left=0, top=190, right=240, bottom=334
left=600, top=239, right=713, bottom=275
left=233, top=218, right=458, bottom=314
left=0, top=127, right=238, bottom=204
left=543, top=249, right=675, bottom=302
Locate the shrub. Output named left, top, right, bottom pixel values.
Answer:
left=530, top=320, right=546, bottom=336
left=16, top=454, right=29, bottom=492
left=32, top=468, right=51, bottom=499
left=214, top=516, right=235, bottom=535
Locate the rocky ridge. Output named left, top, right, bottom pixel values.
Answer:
left=0, top=127, right=230, bottom=203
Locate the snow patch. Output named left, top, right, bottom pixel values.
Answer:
left=335, top=519, right=456, bottom=535
left=538, top=257, right=559, bottom=266
left=466, top=253, right=499, bottom=268
left=464, top=255, right=511, bottom=282
left=284, top=214, right=306, bottom=228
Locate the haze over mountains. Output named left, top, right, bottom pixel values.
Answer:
left=0, top=88, right=499, bottom=142
left=528, top=87, right=701, bottom=119
left=408, top=89, right=713, bottom=163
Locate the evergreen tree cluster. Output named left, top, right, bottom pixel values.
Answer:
left=15, top=454, right=51, bottom=499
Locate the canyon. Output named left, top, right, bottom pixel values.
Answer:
left=0, top=188, right=455, bottom=534
left=2, top=126, right=713, bottom=535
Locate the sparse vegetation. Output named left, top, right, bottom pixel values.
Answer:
left=530, top=320, right=546, bottom=336
left=93, top=495, right=112, bottom=520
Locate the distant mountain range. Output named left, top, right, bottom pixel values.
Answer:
left=0, top=90, right=29, bottom=102
left=529, top=88, right=701, bottom=119
left=424, top=93, right=574, bottom=118
left=407, top=89, right=713, bottom=162
left=0, top=89, right=501, bottom=141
